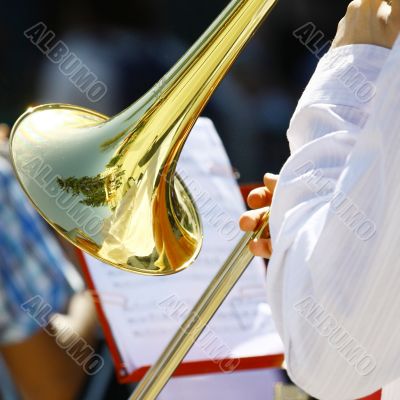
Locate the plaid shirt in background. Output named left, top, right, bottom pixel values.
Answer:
left=0, top=145, right=83, bottom=345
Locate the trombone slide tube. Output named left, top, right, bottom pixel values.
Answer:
left=129, top=213, right=269, bottom=400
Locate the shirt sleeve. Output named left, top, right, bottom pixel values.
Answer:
left=266, top=43, right=400, bottom=399
left=0, top=156, right=83, bottom=345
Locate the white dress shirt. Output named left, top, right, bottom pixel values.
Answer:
left=268, top=38, right=400, bottom=399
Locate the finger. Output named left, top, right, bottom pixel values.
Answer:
left=361, top=0, right=391, bottom=14
left=0, top=124, right=10, bottom=141
left=247, top=187, right=272, bottom=209
left=358, top=0, right=379, bottom=9
left=391, top=0, right=400, bottom=16
left=379, top=0, right=393, bottom=17
left=264, top=173, right=278, bottom=194
left=249, top=238, right=273, bottom=259
left=239, top=207, right=269, bottom=232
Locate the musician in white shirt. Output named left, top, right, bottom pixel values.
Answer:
left=240, top=0, right=400, bottom=399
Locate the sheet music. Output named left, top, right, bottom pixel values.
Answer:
left=85, top=118, right=283, bottom=374
left=161, top=369, right=284, bottom=400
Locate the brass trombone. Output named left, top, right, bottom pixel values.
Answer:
left=10, top=0, right=278, bottom=398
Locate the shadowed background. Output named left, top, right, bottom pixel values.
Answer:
left=0, top=0, right=349, bottom=182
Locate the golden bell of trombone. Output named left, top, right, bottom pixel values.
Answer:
left=10, top=0, right=278, bottom=398
left=10, top=0, right=276, bottom=276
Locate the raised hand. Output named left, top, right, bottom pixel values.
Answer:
left=333, top=0, right=400, bottom=49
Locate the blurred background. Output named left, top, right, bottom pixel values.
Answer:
left=1, top=0, right=350, bottom=183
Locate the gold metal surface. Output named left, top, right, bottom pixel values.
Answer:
left=129, top=212, right=271, bottom=400
left=10, top=103, right=201, bottom=275
left=274, top=383, right=311, bottom=400
left=10, top=0, right=279, bottom=398
left=10, top=0, right=277, bottom=276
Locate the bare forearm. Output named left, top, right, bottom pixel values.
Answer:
left=0, top=291, right=98, bottom=400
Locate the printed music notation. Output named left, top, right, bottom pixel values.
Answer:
left=84, top=118, right=283, bottom=373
